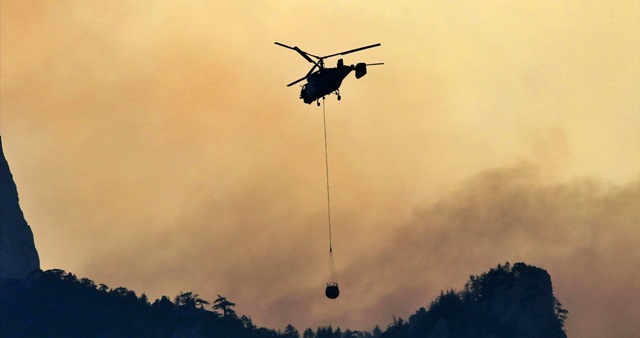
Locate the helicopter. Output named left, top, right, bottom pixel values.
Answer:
left=275, top=42, right=383, bottom=105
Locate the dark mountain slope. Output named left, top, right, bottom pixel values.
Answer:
left=383, top=262, right=567, bottom=338
left=0, top=136, right=40, bottom=280
left=0, top=262, right=567, bottom=338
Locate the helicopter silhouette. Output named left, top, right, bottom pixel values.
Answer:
left=275, top=42, right=383, bottom=105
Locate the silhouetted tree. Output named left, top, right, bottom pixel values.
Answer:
left=62, top=271, right=78, bottom=283
left=212, top=294, right=236, bottom=318
left=196, top=298, right=210, bottom=309
left=303, top=327, right=316, bottom=338
left=151, top=295, right=175, bottom=313
left=316, top=325, right=334, bottom=338
left=109, top=286, right=138, bottom=304
left=174, top=291, right=209, bottom=311
left=98, top=283, right=109, bottom=293
left=174, top=291, right=195, bottom=308
left=283, top=324, right=300, bottom=338
left=240, top=315, right=256, bottom=330
left=463, top=262, right=515, bottom=304
left=255, top=327, right=281, bottom=337
left=554, top=298, right=569, bottom=330
left=79, top=277, right=96, bottom=289
left=46, top=269, right=66, bottom=279
left=381, top=317, right=408, bottom=338
left=344, top=330, right=373, bottom=338
left=139, top=293, right=150, bottom=306
left=428, top=290, right=463, bottom=319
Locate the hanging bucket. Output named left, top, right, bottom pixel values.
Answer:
left=325, top=282, right=340, bottom=299
left=325, top=248, right=339, bottom=299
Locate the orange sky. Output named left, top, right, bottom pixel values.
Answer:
left=1, top=1, right=639, bottom=336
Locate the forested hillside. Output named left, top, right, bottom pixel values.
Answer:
left=0, top=262, right=566, bottom=338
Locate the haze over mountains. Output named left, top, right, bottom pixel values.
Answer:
left=2, top=1, right=638, bottom=336
left=0, top=135, right=570, bottom=337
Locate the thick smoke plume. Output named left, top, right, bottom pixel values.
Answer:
left=81, top=165, right=639, bottom=337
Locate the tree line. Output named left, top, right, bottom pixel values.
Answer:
left=0, top=269, right=380, bottom=337
left=0, top=262, right=567, bottom=338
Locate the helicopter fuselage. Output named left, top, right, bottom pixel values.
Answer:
left=275, top=41, right=381, bottom=104
left=300, top=65, right=353, bottom=104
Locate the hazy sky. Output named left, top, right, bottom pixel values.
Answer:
left=1, top=1, right=639, bottom=337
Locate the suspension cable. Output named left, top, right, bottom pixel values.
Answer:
left=322, top=97, right=333, bottom=253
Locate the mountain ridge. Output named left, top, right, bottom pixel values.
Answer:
left=0, top=262, right=567, bottom=338
left=0, top=136, right=40, bottom=281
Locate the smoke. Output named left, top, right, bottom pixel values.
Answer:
left=343, top=166, right=640, bottom=337
left=1, top=1, right=638, bottom=337
left=76, top=165, right=639, bottom=337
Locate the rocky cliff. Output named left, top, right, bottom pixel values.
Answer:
left=0, top=136, right=40, bottom=280
left=407, top=262, right=567, bottom=338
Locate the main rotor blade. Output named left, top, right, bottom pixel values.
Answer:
left=304, top=63, right=319, bottom=78
left=274, top=42, right=296, bottom=50
left=324, top=43, right=381, bottom=59
left=286, top=64, right=319, bottom=87
left=366, top=62, right=385, bottom=66
left=287, top=76, right=308, bottom=87
left=293, top=46, right=316, bottom=64
left=274, top=42, right=319, bottom=63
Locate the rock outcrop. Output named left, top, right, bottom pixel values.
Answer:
left=408, top=262, right=567, bottom=338
left=0, top=136, right=40, bottom=280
